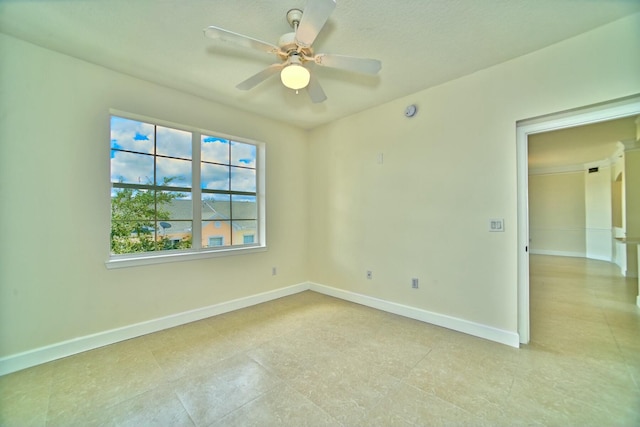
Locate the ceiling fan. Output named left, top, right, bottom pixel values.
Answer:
left=203, top=0, right=381, bottom=103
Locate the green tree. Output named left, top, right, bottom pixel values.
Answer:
left=110, top=178, right=191, bottom=254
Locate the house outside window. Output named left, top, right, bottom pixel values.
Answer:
left=208, top=236, right=224, bottom=247
left=108, top=112, right=265, bottom=267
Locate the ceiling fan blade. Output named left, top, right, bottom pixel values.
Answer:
left=313, top=53, right=382, bottom=75
left=295, top=0, right=336, bottom=48
left=236, top=63, right=285, bottom=90
left=204, top=26, right=281, bottom=55
left=306, top=73, right=327, bottom=103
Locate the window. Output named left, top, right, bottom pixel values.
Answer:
left=208, top=236, right=224, bottom=247
left=109, top=112, right=264, bottom=267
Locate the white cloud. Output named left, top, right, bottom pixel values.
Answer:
left=156, top=126, right=191, bottom=159
left=201, top=163, right=229, bottom=190
left=156, top=157, right=191, bottom=187
left=201, top=137, right=229, bottom=164
left=110, top=116, right=154, bottom=154
left=111, top=151, right=154, bottom=184
left=231, top=141, right=256, bottom=168
left=231, top=167, right=256, bottom=192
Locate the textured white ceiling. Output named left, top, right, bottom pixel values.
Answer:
left=1, top=0, right=639, bottom=132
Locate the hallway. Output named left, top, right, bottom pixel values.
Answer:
left=528, top=254, right=639, bottom=422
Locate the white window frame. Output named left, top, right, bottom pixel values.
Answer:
left=106, top=109, right=266, bottom=269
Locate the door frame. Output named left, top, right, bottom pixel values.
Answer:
left=516, top=95, right=640, bottom=344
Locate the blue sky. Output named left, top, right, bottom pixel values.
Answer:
left=111, top=116, right=257, bottom=194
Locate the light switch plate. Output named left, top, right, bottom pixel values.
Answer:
left=489, top=219, right=504, bottom=232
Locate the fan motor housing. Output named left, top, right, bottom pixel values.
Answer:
left=278, top=32, right=313, bottom=57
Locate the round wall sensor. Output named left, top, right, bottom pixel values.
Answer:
left=404, top=104, right=417, bottom=117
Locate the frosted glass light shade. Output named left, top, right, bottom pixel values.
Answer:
left=280, top=63, right=310, bottom=90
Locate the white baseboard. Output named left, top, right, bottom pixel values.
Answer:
left=530, top=249, right=585, bottom=258
left=1, top=280, right=522, bottom=376
left=309, top=282, right=520, bottom=349
left=586, top=254, right=613, bottom=262
left=0, top=283, right=309, bottom=376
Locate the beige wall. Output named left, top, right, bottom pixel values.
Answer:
left=307, top=14, right=640, bottom=333
left=1, top=13, right=639, bottom=359
left=528, top=165, right=614, bottom=262
left=624, top=149, right=640, bottom=274
left=529, top=172, right=586, bottom=256
left=0, top=34, right=309, bottom=357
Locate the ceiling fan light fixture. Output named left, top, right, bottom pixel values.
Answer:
left=204, top=0, right=380, bottom=102
left=280, top=56, right=310, bottom=90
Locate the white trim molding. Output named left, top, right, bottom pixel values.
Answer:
left=0, top=283, right=308, bottom=376
left=309, top=282, right=520, bottom=348
left=528, top=157, right=616, bottom=176
left=1, top=280, right=525, bottom=376
left=529, top=249, right=586, bottom=258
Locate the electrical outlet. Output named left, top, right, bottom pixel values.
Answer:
left=412, top=278, right=419, bottom=289
left=366, top=270, right=373, bottom=280
left=272, top=267, right=277, bottom=276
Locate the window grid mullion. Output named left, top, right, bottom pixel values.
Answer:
left=192, top=132, right=202, bottom=250
left=201, top=159, right=255, bottom=171
left=228, top=142, right=233, bottom=246
left=110, top=113, right=262, bottom=259
left=153, top=125, right=159, bottom=249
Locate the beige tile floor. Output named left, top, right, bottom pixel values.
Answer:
left=1, top=255, right=639, bottom=426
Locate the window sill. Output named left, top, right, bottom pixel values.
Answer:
left=105, top=245, right=267, bottom=269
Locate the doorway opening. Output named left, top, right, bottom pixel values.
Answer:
left=516, top=95, right=640, bottom=344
